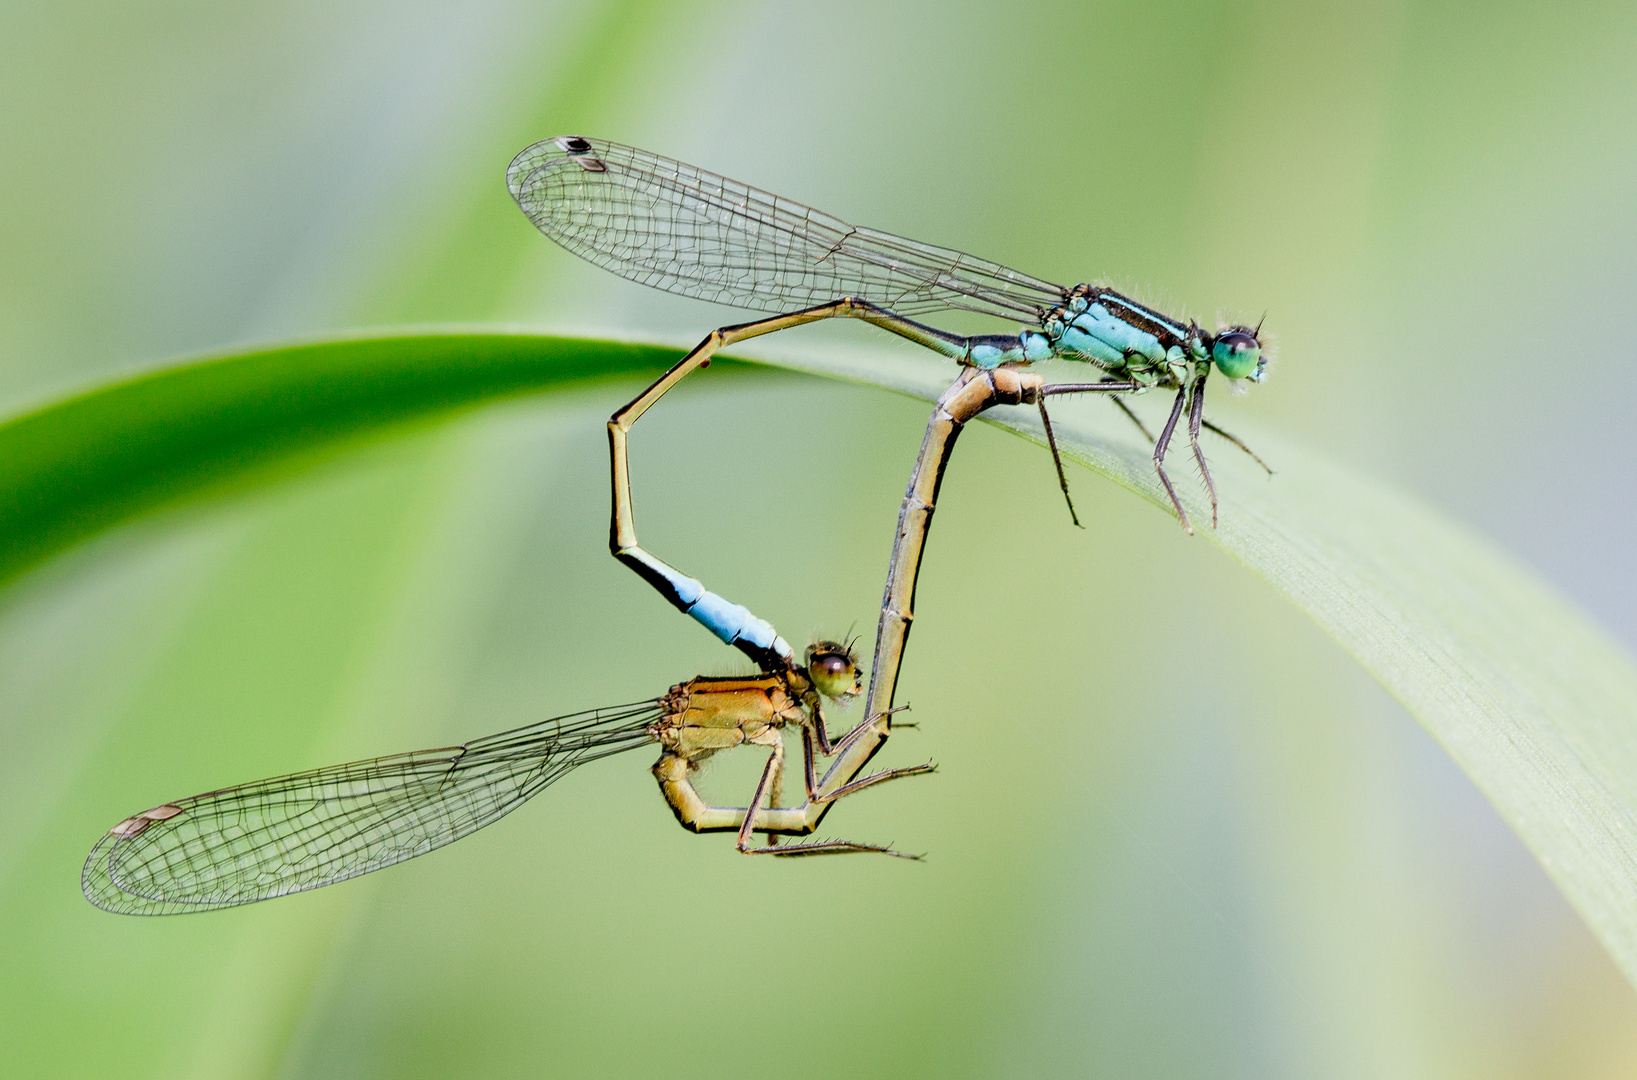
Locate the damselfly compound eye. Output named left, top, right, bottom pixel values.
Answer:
left=806, top=641, right=862, bottom=700
left=1211, top=330, right=1262, bottom=380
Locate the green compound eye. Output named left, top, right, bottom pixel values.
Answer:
left=1212, top=330, right=1262, bottom=380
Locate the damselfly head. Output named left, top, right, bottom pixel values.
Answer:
left=805, top=640, right=862, bottom=702
left=1210, top=325, right=1267, bottom=383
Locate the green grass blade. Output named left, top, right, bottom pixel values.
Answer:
left=5, top=328, right=1636, bottom=988
left=0, top=331, right=678, bottom=586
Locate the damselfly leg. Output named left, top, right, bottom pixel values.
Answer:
left=731, top=722, right=929, bottom=858
left=1112, top=394, right=1156, bottom=443
left=1151, top=384, right=1197, bottom=533
left=1187, top=374, right=1219, bottom=528
left=1201, top=418, right=1273, bottom=475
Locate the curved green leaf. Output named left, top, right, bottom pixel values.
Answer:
left=6, top=328, right=1636, bottom=990
left=0, top=331, right=679, bottom=586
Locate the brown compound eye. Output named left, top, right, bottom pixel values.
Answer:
left=814, top=653, right=850, bottom=678
left=805, top=641, right=862, bottom=700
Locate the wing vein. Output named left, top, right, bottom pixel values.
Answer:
left=83, top=702, right=661, bottom=914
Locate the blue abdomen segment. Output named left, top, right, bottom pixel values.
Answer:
left=1021, top=331, right=1053, bottom=362
left=621, top=548, right=794, bottom=664
left=965, top=334, right=1028, bottom=369
left=685, top=587, right=789, bottom=656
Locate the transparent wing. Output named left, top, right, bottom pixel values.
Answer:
left=83, top=701, right=660, bottom=915
left=507, top=135, right=1067, bottom=323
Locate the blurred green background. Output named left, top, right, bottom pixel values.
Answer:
left=4, top=1, right=1637, bottom=1077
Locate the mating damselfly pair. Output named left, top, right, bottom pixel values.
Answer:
left=84, top=136, right=1272, bottom=914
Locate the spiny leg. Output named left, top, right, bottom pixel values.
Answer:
left=800, top=724, right=933, bottom=805
left=1186, top=374, right=1219, bottom=528
left=789, top=701, right=925, bottom=827
left=1151, top=386, right=1193, bottom=534
left=1112, top=395, right=1156, bottom=443
left=1074, top=376, right=1270, bottom=488
left=764, top=731, right=786, bottom=846
left=801, top=702, right=933, bottom=838
left=1035, top=380, right=1159, bottom=528
left=1051, top=375, right=1154, bottom=444
left=807, top=702, right=908, bottom=758
left=736, top=736, right=920, bottom=859
left=1036, top=397, right=1083, bottom=528
left=1201, top=418, right=1273, bottom=475
left=1037, top=380, right=1180, bottom=531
